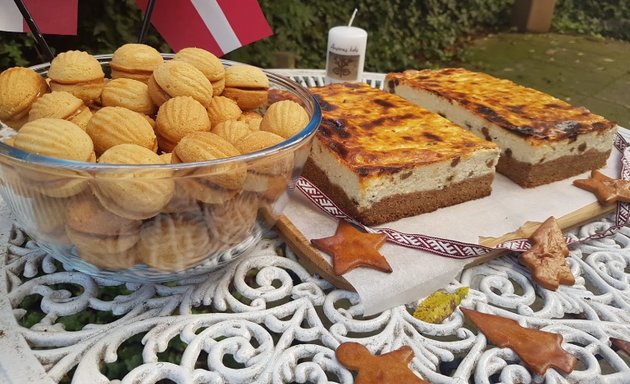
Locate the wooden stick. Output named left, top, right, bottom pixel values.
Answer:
left=13, top=0, right=54, bottom=62
left=137, top=0, right=157, bottom=44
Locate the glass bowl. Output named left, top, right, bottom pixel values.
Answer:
left=0, top=54, right=321, bottom=282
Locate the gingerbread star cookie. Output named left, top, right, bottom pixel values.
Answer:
left=573, top=170, right=630, bottom=204
left=336, top=342, right=429, bottom=384
left=462, top=308, right=577, bottom=376
left=311, top=220, right=391, bottom=275
left=518, top=216, right=575, bottom=290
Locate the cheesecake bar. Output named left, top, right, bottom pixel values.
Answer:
left=386, top=68, right=618, bottom=188
left=304, top=82, right=500, bottom=226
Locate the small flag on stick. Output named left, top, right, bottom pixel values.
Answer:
left=135, top=0, right=272, bottom=56
left=0, top=0, right=78, bottom=35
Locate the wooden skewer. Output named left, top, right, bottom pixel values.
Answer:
left=137, top=0, right=157, bottom=44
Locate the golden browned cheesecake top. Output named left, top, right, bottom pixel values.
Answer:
left=386, top=68, right=616, bottom=141
left=310, top=82, right=497, bottom=176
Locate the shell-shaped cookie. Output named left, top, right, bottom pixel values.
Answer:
left=47, top=52, right=104, bottom=104
left=48, top=50, right=104, bottom=82
left=222, top=88, right=268, bottom=111
left=173, top=132, right=240, bottom=162
left=15, top=118, right=95, bottom=161
left=239, top=111, right=262, bottom=131
left=93, top=144, right=175, bottom=220
left=174, top=47, right=225, bottom=82
left=207, top=95, right=242, bottom=126
left=236, top=131, right=292, bottom=176
left=5, top=124, right=92, bottom=199
left=101, top=78, right=156, bottom=115
left=223, top=66, right=269, bottom=110
left=173, top=132, right=246, bottom=190
left=260, top=100, right=310, bottom=139
left=204, top=192, right=259, bottom=247
left=66, top=191, right=141, bottom=236
left=66, top=226, right=140, bottom=258
left=224, top=65, right=269, bottom=89
left=18, top=194, right=70, bottom=243
left=49, top=81, right=103, bottom=105
left=87, top=106, right=157, bottom=155
left=235, top=131, right=284, bottom=154
left=72, top=229, right=138, bottom=268
left=136, top=213, right=212, bottom=271
left=0, top=67, right=49, bottom=127
left=156, top=96, right=210, bottom=150
left=73, top=243, right=137, bottom=270
left=211, top=120, right=250, bottom=146
left=98, top=143, right=166, bottom=166
left=110, top=43, right=163, bottom=82
left=28, top=91, right=92, bottom=130
left=177, top=178, right=238, bottom=204
left=152, top=60, right=213, bottom=107
left=29, top=91, right=84, bottom=119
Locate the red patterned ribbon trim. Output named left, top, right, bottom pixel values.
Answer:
left=297, top=132, right=630, bottom=259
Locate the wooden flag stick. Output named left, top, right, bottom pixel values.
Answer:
left=13, top=0, right=54, bottom=62
left=137, top=0, right=157, bottom=43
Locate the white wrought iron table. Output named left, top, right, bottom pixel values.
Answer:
left=0, top=70, right=628, bottom=384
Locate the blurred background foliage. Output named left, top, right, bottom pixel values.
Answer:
left=228, top=0, right=514, bottom=71
left=1, top=0, right=629, bottom=70
left=552, top=0, right=630, bottom=40
left=0, top=0, right=630, bottom=72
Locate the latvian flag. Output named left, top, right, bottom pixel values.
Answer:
left=0, top=0, right=78, bottom=35
left=135, top=0, right=273, bottom=56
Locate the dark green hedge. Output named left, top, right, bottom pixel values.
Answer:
left=226, top=0, right=513, bottom=71
left=553, top=0, right=630, bottom=41
left=1, top=0, right=629, bottom=71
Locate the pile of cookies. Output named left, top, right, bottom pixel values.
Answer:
left=0, top=44, right=311, bottom=273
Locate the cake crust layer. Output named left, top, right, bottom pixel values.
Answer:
left=303, top=158, right=495, bottom=226
left=498, top=148, right=612, bottom=188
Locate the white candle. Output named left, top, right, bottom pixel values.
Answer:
left=325, top=25, right=367, bottom=84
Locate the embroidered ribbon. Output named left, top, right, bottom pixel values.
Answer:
left=296, top=132, right=630, bottom=259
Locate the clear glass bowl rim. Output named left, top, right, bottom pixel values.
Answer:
left=0, top=54, right=322, bottom=172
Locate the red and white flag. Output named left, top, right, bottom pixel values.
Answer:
left=135, top=0, right=272, bottom=56
left=0, top=0, right=78, bottom=35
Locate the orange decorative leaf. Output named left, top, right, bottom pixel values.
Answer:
left=311, top=220, right=391, bottom=275
left=573, top=170, right=630, bottom=204
left=518, top=216, right=575, bottom=290
left=462, top=308, right=577, bottom=376
left=336, top=342, right=429, bottom=384
left=413, top=287, right=469, bottom=324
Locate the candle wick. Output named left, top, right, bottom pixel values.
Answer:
left=348, top=8, right=358, bottom=27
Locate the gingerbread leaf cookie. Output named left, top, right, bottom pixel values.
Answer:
left=311, top=220, right=391, bottom=275
left=335, top=342, right=429, bottom=384
left=573, top=170, right=630, bottom=204
left=461, top=308, right=577, bottom=376
left=518, top=216, right=575, bottom=290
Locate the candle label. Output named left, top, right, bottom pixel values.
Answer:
left=327, top=51, right=360, bottom=81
